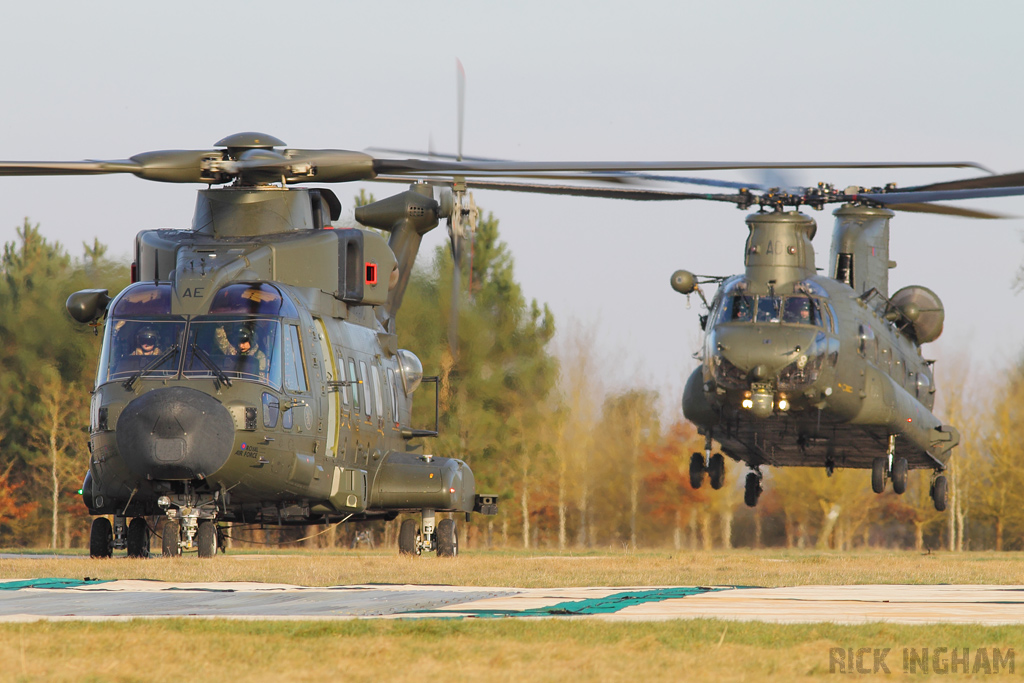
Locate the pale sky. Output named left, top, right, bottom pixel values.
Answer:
left=1, top=0, right=1022, bottom=408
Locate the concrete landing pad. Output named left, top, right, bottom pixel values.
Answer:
left=1, top=580, right=1022, bottom=624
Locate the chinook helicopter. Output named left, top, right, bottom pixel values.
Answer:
left=374, top=156, right=1024, bottom=513
left=657, top=177, right=1024, bottom=511
left=10, top=133, right=876, bottom=558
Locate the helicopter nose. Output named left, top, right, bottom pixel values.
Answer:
left=116, top=386, right=235, bottom=481
left=715, top=326, right=819, bottom=379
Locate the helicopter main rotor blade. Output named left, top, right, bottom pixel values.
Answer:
left=859, top=186, right=1024, bottom=204
left=372, top=159, right=991, bottom=176
left=456, top=59, right=466, bottom=162
left=372, top=176, right=743, bottom=202
left=886, top=203, right=1011, bottom=219
left=898, top=170, right=1024, bottom=193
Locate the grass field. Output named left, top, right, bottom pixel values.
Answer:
left=2, top=549, right=1022, bottom=681
left=2, top=547, right=1023, bottom=588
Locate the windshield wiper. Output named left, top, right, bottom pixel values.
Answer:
left=123, top=344, right=180, bottom=391
left=190, top=342, right=233, bottom=388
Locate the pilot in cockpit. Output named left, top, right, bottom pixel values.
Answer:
left=131, top=327, right=162, bottom=356
left=215, top=325, right=268, bottom=374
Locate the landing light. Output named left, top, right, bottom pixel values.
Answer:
left=742, top=398, right=754, bottom=409
left=778, top=398, right=790, bottom=411
left=157, top=496, right=171, bottom=508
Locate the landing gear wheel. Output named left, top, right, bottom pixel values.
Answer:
left=689, top=453, right=705, bottom=489
left=126, top=517, right=150, bottom=558
left=399, top=519, right=419, bottom=555
left=932, top=475, right=948, bottom=512
left=196, top=520, right=217, bottom=558
left=892, top=457, right=909, bottom=495
left=708, top=453, right=725, bottom=490
left=871, top=457, right=887, bottom=494
left=436, top=518, right=458, bottom=558
left=89, top=517, right=113, bottom=558
left=161, top=520, right=181, bottom=558
left=744, top=472, right=762, bottom=508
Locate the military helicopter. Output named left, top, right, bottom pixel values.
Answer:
left=373, top=155, right=1024, bottom=513
left=653, top=176, right=1024, bottom=511
left=10, top=133, right=865, bottom=558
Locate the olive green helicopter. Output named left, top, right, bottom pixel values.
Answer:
left=6, top=133, right=865, bottom=558
left=377, top=155, right=1024, bottom=512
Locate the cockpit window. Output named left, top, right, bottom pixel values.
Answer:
left=110, top=283, right=173, bottom=317
left=182, top=317, right=283, bottom=389
left=718, top=294, right=827, bottom=328
left=781, top=296, right=823, bottom=326
left=755, top=296, right=781, bottom=323
left=99, top=318, right=186, bottom=383
left=208, top=283, right=299, bottom=318
left=720, top=295, right=754, bottom=322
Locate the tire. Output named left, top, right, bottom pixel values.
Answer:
left=126, top=518, right=150, bottom=558
left=436, top=518, right=458, bottom=558
left=689, top=453, right=705, bottom=490
left=871, top=457, right=887, bottom=494
left=196, top=520, right=217, bottom=558
left=932, top=475, right=948, bottom=512
left=161, top=520, right=181, bottom=557
left=708, top=453, right=725, bottom=490
left=744, top=473, right=761, bottom=508
left=89, top=517, right=113, bottom=559
left=398, top=519, right=418, bottom=555
left=892, top=457, right=909, bottom=495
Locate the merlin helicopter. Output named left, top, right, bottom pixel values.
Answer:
left=10, top=133, right=880, bottom=558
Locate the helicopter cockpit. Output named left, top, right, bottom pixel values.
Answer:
left=713, top=279, right=832, bottom=329
left=97, top=282, right=295, bottom=389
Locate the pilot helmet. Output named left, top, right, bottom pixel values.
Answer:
left=236, top=327, right=254, bottom=346
left=136, top=328, right=158, bottom=348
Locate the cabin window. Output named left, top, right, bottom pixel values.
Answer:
left=371, top=365, right=385, bottom=422
left=348, top=358, right=361, bottom=414
left=387, top=368, right=399, bottom=423
left=337, top=356, right=349, bottom=407
left=282, top=324, right=308, bottom=393
left=858, top=324, right=876, bottom=361
left=835, top=253, right=854, bottom=286
left=917, top=371, right=932, bottom=398
left=359, top=360, right=371, bottom=419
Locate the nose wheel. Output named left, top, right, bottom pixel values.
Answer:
left=397, top=509, right=459, bottom=557
left=689, top=443, right=726, bottom=490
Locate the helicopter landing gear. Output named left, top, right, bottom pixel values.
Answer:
left=396, top=509, right=459, bottom=557
left=891, top=457, right=909, bottom=495
left=398, top=519, right=419, bottom=555
left=156, top=488, right=220, bottom=557
left=196, top=520, right=218, bottom=558
left=89, top=517, right=113, bottom=558
left=871, top=457, right=887, bottom=494
left=931, top=474, right=948, bottom=512
left=689, top=453, right=705, bottom=489
left=708, top=453, right=725, bottom=490
left=126, top=518, right=151, bottom=558
left=436, top=518, right=459, bottom=557
left=161, top=520, right=181, bottom=557
left=744, top=471, right=763, bottom=508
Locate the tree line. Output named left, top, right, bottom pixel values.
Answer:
left=0, top=210, right=1021, bottom=552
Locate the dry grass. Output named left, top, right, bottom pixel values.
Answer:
left=0, top=619, right=1019, bottom=682
left=3, top=549, right=1023, bottom=681
left=2, top=548, right=1023, bottom=588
